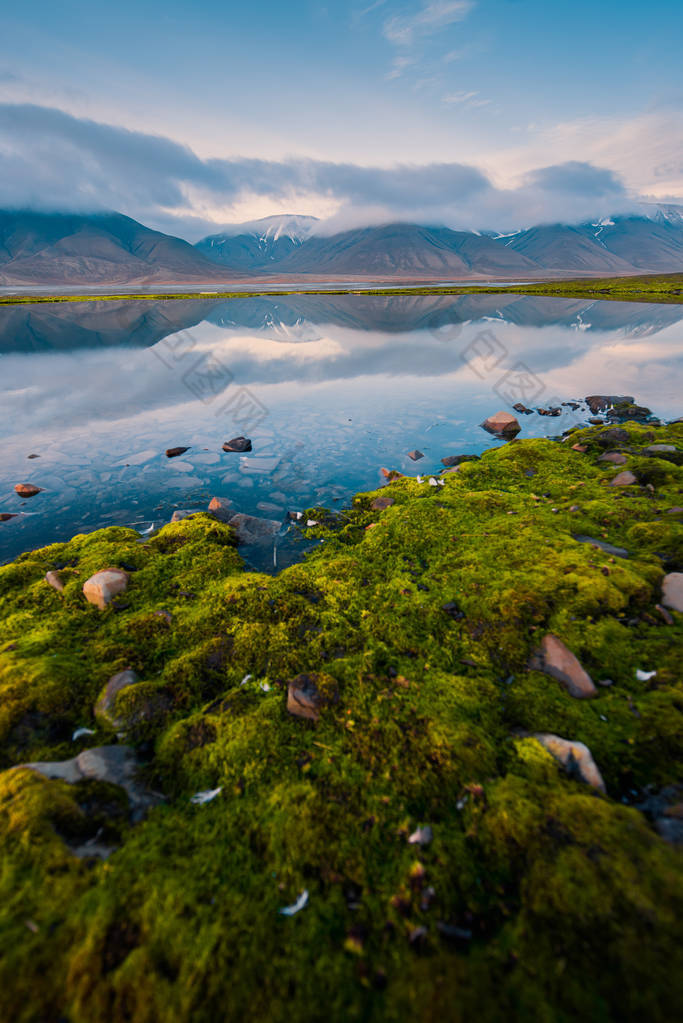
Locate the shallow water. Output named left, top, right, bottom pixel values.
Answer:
left=1, top=292, right=682, bottom=568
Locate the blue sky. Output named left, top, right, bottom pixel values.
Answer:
left=1, top=1, right=681, bottom=236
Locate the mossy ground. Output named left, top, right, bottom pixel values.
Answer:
left=0, top=422, right=682, bottom=1022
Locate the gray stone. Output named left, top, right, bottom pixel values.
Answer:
left=585, top=395, right=633, bottom=414
left=661, top=573, right=683, bottom=614
left=170, top=509, right=194, bottom=522
left=45, top=570, right=65, bottom=592
left=95, top=669, right=139, bottom=729
left=228, top=513, right=280, bottom=546
left=22, top=745, right=158, bottom=811
left=529, top=634, right=597, bottom=699
left=574, top=535, right=629, bottom=558
left=83, top=569, right=129, bottom=610
left=534, top=734, right=606, bottom=792
left=223, top=436, right=252, bottom=453
left=644, top=444, right=676, bottom=455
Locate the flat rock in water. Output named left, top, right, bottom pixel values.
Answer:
left=14, top=483, right=42, bottom=498
left=481, top=411, right=521, bottom=437
left=165, top=446, right=190, bottom=458
left=407, top=450, right=424, bottom=461
left=661, top=573, right=683, bottom=613
left=610, top=470, right=638, bottom=487
left=529, top=634, right=597, bottom=699
left=0, top=513, right=18, bottom=522
left=228, top=513, right=280, bottom=546
left=208, top=496, right=233, bottom=522
left=95, top=669, right=139, bottom=728
left=223, top=437, right=252, bottom=453
left=82, top=569, right=129, bottom=610
left=598, top=452, right=627, bottom=465
left=585, top=395, right=634, bottom=414
left=513, top=402, right=534, bottom=415
left=534, top=734, right=606, bottom=792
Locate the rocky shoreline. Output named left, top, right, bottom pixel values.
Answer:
left=0, top=415, right=682, bottom=1022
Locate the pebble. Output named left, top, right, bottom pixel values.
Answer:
left=44, top=571, right=65, bottom=592
left=165, top=447, right=190, bottom=458
left=661, top=573, right=683, bottom=613
left=529, top=634, right=597, bottom=699
left=534, top=733, right=606, bottom=792
left=610, top=470, right=638, bottom=487
left=82, top=569, right=129, bottom=610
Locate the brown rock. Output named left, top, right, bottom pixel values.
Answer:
left=661, top=573, right=683, bottom=614
left=610, top=470, right=638, bottom=487
left=287, top=672, right=338, bottom=721
left=534, top=733, right=606, bottom=792
left=585, top=395, right=633, bottom=415
left=407, top=450, right=424, bottom=461
left=481, top=411, right=521, bottom=437
left=571, top=444, right=587, bottom=453
left=83, top=569, right=129, bottom=610
left=441, top=454, right=478, bottom=467
left=208, top=496, right=233, bottom=522
left=166, top=446, right=190, bottom=458
left=14, top=484, right=43, bottom=498
left=380, top=468, right=404, bottom=481
left=371, top=496, right=395, bottom=511
left=0, top=513, right=18, bottom=522
left=598, top=452, right=627, bottom=465
left=529, top=634, right=597, bottom=698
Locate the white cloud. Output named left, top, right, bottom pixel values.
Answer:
left=442, top=90, right=490, bottom=108
left=383, top=1, right=475, bottom=48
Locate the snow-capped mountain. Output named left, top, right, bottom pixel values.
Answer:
left=195, top=214, right=319, bottom=270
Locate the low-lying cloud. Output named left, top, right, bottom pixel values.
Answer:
left=0, top=102, right=649, bottom=240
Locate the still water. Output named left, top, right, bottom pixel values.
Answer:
left=1, top=293, right=682, bottom=568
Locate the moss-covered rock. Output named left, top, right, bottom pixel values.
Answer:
left=0, top=422, right=682, bottom=1022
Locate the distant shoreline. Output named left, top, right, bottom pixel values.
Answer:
left=0, top=272, right=682, bottom=305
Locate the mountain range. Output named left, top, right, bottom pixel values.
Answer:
left=1, top=206, right=683, bottom=288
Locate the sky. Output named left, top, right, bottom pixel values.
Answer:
left=0, top=0, right=681, bottom=238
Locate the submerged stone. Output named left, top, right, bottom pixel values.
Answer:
left=228, top=513, right=280, bottom=546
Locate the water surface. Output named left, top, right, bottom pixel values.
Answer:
left=1, top=293, right=681, bottom=567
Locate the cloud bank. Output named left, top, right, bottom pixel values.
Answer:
left=0, top=102, right=654, bottom=240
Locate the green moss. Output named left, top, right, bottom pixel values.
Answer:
left=0, top=422, right=682, bottom=1021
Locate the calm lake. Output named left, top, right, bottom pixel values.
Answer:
left=1, top=293, right=682, bottom=568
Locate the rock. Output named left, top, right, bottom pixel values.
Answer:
left=529, top=634, right=597, bottom=699
left=287, top=672, right=338, bottom=722
left=44, top=571, right=65, bottom=592
left=380, top=468, right=404, bottom=481
left=82, top=569, right=129, bottom=610
left=610, top=470, right=638, bottom=487
left=228, top=513, right=280, bottom=546
left=371, top=496, right=395, bottom=510
left=208, top=496, right=233, bottom=522
left=407, top=450, right=424, bottom=461
left=598, top=452, right=627, bottom=465
left=607, top=402, right=653, bottom=423
left=27, top=453, right=40, bottom=459
left=512, top=402, right=534, bottom=415
left=571, top=444, right=587, bottom=453
left=481, top=411, right=521, bottom=437
left=22, top=745, right=158, bottom=812
left=440, top=454, right=479, bottom=467
left=165, top=446, right=190, bottom=458
left=665, top=506, right=683, bottom=515
left=408, top=825, right=433, bottom=846
left=596, top=428, right=630, bottom=448
left=537, top=407, right=561, bottom=417
left=170, top=509, right=195, bottom=522
left=643, top=444, right=682, bottom=465
left=95, top=670, right=139, bottom=729
left=573, top=535, right=629, bottom=558
left=14, top=483, right=42, bottom=498
left=588, top=417, right=604, bottom=425
left=534, top=734, right=606, bottom=792
left=223, top=437, right=252, bottom=453
left=0, top=513, right=18, bottom=522
left=585, top=395, right=634, bottom=415
left=661, top=573, right=683, bottom=613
